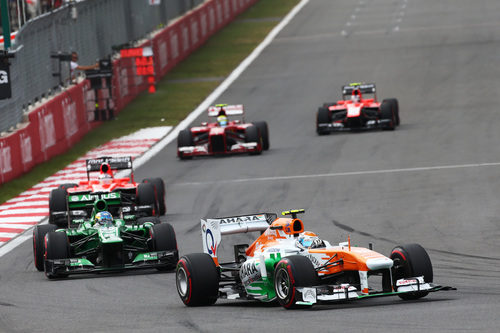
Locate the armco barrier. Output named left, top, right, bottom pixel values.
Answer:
left=0, top=0, right=259, bottom=186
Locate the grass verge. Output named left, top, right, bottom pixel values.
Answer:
left=0, top=0, right=300, bottom=204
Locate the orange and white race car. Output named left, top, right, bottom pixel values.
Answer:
left=176, top=209, right=454, bottom=308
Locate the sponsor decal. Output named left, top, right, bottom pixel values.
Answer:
left=200, top=12, right=207, bottom=37
left=70, top=192, right=120, bottom=202
left=240, top=261, right=261, bottom=285
left=158, top=41, right=168, bottom=69
left=0, top=144, right=12, bottom=173
left=219, top=214, right=266, bottom=224
left=20, top=133, right=33, bottom=164
left=191, top=20, right=199, bottom=45
left=305, top=254, right=322, bottom=268
left=39, top=109, right=56, bottom=150
left=170, top=32, right=179, bottom=60
left=119, top=67, right=129, bottom=98
left=62, top=97, right=78, bottom=138
left=205, top=228, right=217, bottom=255
left=216, top=2, right=223, bottom=24
left=302, top=288, right=316, bottom=303
left=208, top=7, right=215, bottom=31
left=0, top=70, right=8, bottom=84
left=182, top=26, right=189, bottom=52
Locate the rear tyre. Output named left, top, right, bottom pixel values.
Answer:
left=33, top=224, right=57, bottom=271
left=142, top=178, right=166, bottom=215
left=390, top=243, right=433, bottom=300
left=151, top=222, right=178, bottom=270
left=383, top=98, right=399, bottom=126
left=252, top=121, right=270, bottom=150
left=137, top=182, right=158, bottom=216
left=176, top=253, right=219, bottom=306
left=48, top=188, right=68, bottom=228
left=45, top=231, right=70, bottom=279
left=316, top=107, right=331, bottom=135
left=380, top=100, right=396, bottom=130
left=274, top=255, right=319, bottom=309
left=245, top=125, right=262, bottom=155
left=177, top=129, right=194, bottom=160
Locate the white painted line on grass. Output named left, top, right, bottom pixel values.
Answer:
left=132, top=0, right=310, bottom=171
left=175, top=161, right=500, bottom=186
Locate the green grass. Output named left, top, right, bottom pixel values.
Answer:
left=0, top=0, right=299, bottom=204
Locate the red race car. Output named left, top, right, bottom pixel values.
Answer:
left=177, top=104, right=269, bottom=159
left=48, top=156, right=166, bottom=227
left=316, top=83, right=399, bottom=134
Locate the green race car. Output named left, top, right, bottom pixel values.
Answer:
left=33, top=199, right=178, bottom=279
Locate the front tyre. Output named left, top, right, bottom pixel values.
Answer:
left=33, top=224, right=57, bottom=271
left=252, top=121, right=270, bottom=150
left=316, top=107, right=331, bottom=135
left=176, top=253, right=219, bottom=306
left=245, top=125, right=263, bottom=155
left=177, top=129, right=194, bottom=160
left=142, top=178, right=166, bottom=215
left=150, top=222, right=178, bottom=270
left=274, top=255, right=319, bottom=309
left=390, top=243, right=433, bottom=300
left=44, top=231, right=70, bottom=279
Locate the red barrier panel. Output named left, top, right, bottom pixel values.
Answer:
left=0, top=0, right=260, bottom=185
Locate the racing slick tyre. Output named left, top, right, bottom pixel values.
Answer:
left=316, top=107, right=331, bottom=135
left=44, top=231, right=70, bottom=279
left=137, top=182, right=158, bottom=216
left=274, top=255, right=319, bottom=309
left=57, top=183, right=77, bottom=191
left=252, top=121, right=270, bottom=150
left=323, top=102, right=336, bottom=108
left=245, top=125, right=263, bottom=155
left=48, top=188, right=68, bottom=228
left=33, top=224, right=57, bottom=271
left=142, top=178, right=166, bottom=215
left=383, top=98, right=399, bottom=126
left=390, top=243, right=433, bottom=300
left=177, top=129, right=194, bottom=160
left=380, top=100, right=396, bottom=130
left=176, top=253, right=219, bottom=306
left=151, top=222, right=178, bottom=271
left=137, top=216, right=161, bottom=225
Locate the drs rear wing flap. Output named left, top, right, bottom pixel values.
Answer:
left=201, top=213, right=277, bottom=259
left=86, top=156, right=133, bottom=172
left=207, top=104, right=244, bottom=117
left=342, top=83, right=376, bottom=96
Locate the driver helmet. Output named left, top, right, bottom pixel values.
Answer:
left=217, top=115, right=228, bottom=127
left=99, top=163, right=113, bottom=179
left=95, top=211, right=113, bottom=227
left=296, top=233, right=325, bottom=249
left=351, top=89, right=361, bottom=103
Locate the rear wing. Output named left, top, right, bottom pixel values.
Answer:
left=86, top=156, right=133, bottom=179
left=342, top=83, right=376, bottom=96
left=207, top=104, right=244, bottom=117
left=201, top=213, right=277, bottom=260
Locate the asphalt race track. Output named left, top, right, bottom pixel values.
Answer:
left=1, top=0, right=500, bottom=332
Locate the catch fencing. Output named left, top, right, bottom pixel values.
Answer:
left=0, top=0, right=205, bottom=134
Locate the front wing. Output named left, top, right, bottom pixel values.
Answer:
left=178, top=142, right=260, bottom=157
left=44, top=250, right=178, bottom=276
left=295, top=276, right=456, bottom=305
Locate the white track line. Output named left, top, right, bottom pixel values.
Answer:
left=132, top=0, right=311, bottom=171
left=175, top=162, right=500, bottom=186
left=0, top=1, right=309, bottom=258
